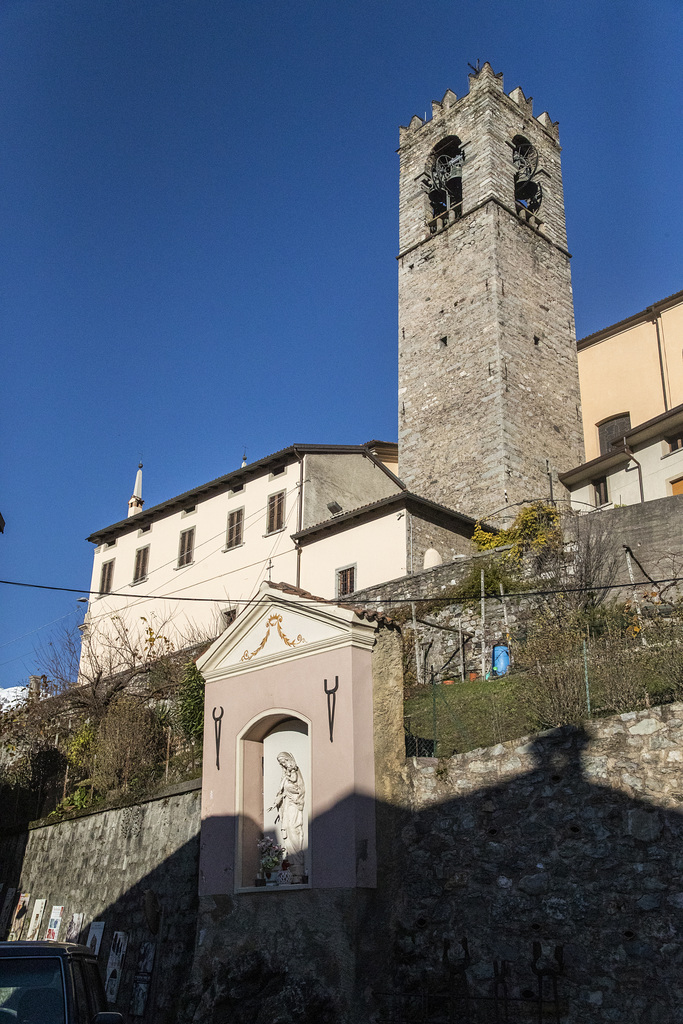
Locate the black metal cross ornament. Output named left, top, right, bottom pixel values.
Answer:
left=212, top=706, right=224, bottom=770
left=323, top=676, right=339, bottom=742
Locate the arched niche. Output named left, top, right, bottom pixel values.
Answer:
left=238, top=711, right=311, bottom=889
left=423, top=547, right=443, bottom=569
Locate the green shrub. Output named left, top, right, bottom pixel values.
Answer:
left=177, top=662, right=205, bottom=741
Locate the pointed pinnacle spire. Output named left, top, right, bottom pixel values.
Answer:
left=128, top=462, right=144, bottom=517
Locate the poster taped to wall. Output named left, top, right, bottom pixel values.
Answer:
left=64, top=912, right=84, bottom=944
left=0, top=889, right=17, bottom=938
left=44, top=905, right=64, bottom=941
left=105, top=931, right=128, bottom=1003
left=8, top=893, right=30, bottom=941
left=86, top=921, right=105, bottom=955
left=25, top=899, right=47, bottom=942
left=129, top=941, right=156, bottom=1017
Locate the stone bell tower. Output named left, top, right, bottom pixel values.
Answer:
left=397, top=63, right=584, bottom=521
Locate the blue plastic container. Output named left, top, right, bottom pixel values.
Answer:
left=492, top=644, right=510, bottom=676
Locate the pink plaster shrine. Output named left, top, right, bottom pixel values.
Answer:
left=197, top=583, right=379, bottom=894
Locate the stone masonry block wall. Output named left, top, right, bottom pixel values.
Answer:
left=0, top=780, right=201, bottom=1024
left=398, top=64, right=583, bottom=521
left=350, top=552, right=483, bottom=606
left=407, top=512, right=474, bottom=573
left=372, top=705, right=683, bottom=1023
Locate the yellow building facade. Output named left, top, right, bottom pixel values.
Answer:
left=577, top=289, right=683, bottom=462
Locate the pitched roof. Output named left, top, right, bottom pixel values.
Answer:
left=87, top=442, right=401, bottom=544
left=292, top=490, right=479, bottom=543
left=577, top=287, right=683, bottom=350
left=559, top=401, right=683, bottom=489
left=558, top=445, right=631, bottom=488
left=264, top=580, right=396, bottom=627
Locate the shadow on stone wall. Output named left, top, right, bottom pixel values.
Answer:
left=361, top=724, right=683, bottom=1024
left=0, top=787, right=201, bottom=1024
left=4, top=722, right=683, bottom=1024
left=190, top=723, right=683, bottom=1024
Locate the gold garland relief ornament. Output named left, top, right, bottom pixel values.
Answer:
left=241, top=614, right=305, bottom=662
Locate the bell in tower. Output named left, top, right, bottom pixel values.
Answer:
left=397, top=63, right=584, bottom=522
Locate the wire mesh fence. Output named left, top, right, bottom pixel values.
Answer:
left=404, top=611, right=683, bottom=758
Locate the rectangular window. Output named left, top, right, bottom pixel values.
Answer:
left=336, top=565, right=356, bottom=598
left=266, top=491, right=285, bottom=534
left=226, top=508, right=244, bottom=549
left=133, top=545, right=150, bottom=583
left=666, top=432, right=683, bottom=453
left=178, top=527, right=195, bottom=568
left=100, top=560, right=115, bottom=594
left=593, top=477, right=608, bottom=506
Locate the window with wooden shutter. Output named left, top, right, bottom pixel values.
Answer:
left=336, top=565, right=356, bottom=598
left=266, top=491, right=285, bottom=534
left=133, top=545, right=149, bottom=583
left=226, top=508, right=244, bottom=549
left=100, top=559, right=115, bottom=595
left=178, top=527, right=195, bottom=567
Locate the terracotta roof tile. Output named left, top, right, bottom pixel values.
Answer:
left=265, top=580, right=397, bottom=627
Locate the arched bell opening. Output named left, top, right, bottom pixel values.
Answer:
left=422, top=136, right=464, bottom=233
left=238, top=712, right=311, bottom=889
left=512, top=134, right=543, bottom=214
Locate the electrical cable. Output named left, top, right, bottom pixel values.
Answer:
left=1, top=574, right=681, bottom=606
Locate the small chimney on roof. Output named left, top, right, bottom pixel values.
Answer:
left=128, top=462, right=144, bottom=517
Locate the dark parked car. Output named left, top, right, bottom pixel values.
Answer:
left=0, top=942, right=122, bottom=1024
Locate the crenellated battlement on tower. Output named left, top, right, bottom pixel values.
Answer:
left=399, top=63, right=560, bottom=146
left=397, top=66, right=582, bottom=521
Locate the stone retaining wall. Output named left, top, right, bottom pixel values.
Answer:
left=0, top=779, right=201, bottom=1024
left=375, top=703, right=683, bottom=1023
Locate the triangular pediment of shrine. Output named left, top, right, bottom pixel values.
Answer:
left=198, top=581, right=378, bottom=681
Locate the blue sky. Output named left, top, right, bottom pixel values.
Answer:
left=2, top=0, right=682, bottom=688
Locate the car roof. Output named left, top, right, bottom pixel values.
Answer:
left=0, top=941, right=96, bottom=957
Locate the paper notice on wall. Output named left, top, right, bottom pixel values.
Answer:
left=25, top=899, right=47, bottom=942
left=129, top=941, right=156, bottom=1017
left=44, top=905, right=64, bottom=941
left=8, top=893, right=30, bottom=941
left=86, top=921, right=105, bottom=955
left=0, top=888, right=17, bottom=938
left=64, top=912, right=84, bottom=944
left=105, top=931, right=128, bottom=1004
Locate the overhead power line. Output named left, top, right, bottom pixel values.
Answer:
left=0, top=575, right=681, bottom=606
